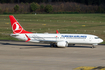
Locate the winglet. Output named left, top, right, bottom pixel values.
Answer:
left=25, top=34, right=31, bottom=42
left=56, top=30, right=59, bottom=34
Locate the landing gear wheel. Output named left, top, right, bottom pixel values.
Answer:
left=50, top=43, right=54, bottom=48
left=92, top=45, right=95, bottom=48
left=50, top=43, right=57, bottom=48
left=73, top=44, right=75, bottom=46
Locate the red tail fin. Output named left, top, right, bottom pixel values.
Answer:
left=9, top=15, right=32, bottom=34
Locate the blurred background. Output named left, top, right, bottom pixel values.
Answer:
left=0, top=0, right=105, bottom=44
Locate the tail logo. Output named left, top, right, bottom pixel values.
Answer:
left=12, top=22, right=23, bottom=34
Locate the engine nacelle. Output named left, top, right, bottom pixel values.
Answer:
left=57, top=41, right=68, bottom=48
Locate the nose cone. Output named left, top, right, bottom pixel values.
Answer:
left=99, top=39, right=103, bottom=43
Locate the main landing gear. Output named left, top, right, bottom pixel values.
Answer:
left=50, top=43, right=57, bottom=48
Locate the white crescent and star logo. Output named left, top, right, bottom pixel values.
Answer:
left=12, top=22, right=23, bottom=34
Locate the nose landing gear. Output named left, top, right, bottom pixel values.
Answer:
left=92, top=44, right=98, bottom=48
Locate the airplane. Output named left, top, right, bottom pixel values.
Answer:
left=9, top=15, right=103, bottom=48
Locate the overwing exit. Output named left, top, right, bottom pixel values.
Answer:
left=9, top=15, right=103, bottom=48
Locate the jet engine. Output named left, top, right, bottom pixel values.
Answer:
left=57, top=41, right=68, bottom=48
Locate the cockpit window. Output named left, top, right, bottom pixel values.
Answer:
left=95, top=37, right=99, bottom=39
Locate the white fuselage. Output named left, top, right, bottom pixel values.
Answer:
left=9, top=15, right=104, bottom=48
left=10, top=33, right=103, bottom=45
